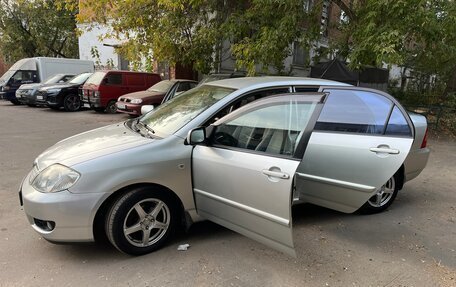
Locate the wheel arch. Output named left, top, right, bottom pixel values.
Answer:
left=92, top=182, right=187, bottom=243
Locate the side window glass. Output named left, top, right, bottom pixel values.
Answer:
left=176, top=82, right=190, bottom=92
left=62, top=75, right=74, bottom=82
left=385, top=106, right=412, bottom=136
left=315, top=89, right=392, bottom=134
left=105, top=73, right=122, bottom=85
left=213, top=99, right=317, bottom=157
left=210, top=88, right=290, bottom=123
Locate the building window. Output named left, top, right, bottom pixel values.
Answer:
left=293, top=42, right=309, bottom=67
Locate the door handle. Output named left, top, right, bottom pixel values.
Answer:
left=369, top=147, right=400, bottom=154
left=262, top=169, right=290, bottom=179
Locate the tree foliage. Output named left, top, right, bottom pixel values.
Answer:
left=78, top=0, right=322, bottom=75
left=79, top=0, right=455, bottom=86
left=0, top=0, right=79, bottom=63
left=332, top=0, right=456, bottom=93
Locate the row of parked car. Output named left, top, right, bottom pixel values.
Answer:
left=14, top=70, right=201, bottom=115
left=0, top=57, right=206, bottom=116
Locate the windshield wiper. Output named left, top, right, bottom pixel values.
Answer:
left=134, top=118, right=155, bottom=137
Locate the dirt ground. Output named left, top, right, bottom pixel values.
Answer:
left=0, top=101, right=455, bottom=287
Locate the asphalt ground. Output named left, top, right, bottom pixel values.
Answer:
left=0, top=101, right=455, bottom=286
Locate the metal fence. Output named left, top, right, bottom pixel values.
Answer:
left=406, top=105, right=456, bottom=130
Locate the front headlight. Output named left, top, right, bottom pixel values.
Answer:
left=46, top=88, right=61, bottom=94
left=130, top=98, right=143, bottom=104
left=31, top=164, right=80, bottom=193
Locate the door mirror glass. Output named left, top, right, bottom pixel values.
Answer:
left=186, top=127, right=206, bottom=145
left=141, top=105, right=155, bottom=115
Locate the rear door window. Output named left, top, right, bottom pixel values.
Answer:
left=385, top=106, right=412, bottom=136
left=315, top=89, right=393, bottom=134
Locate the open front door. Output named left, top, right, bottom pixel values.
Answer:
left=191, top=94, right=323, bottom=256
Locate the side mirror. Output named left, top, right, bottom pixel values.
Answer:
left=141, top=105, right=155, bottom=115
left=186, top=127, right=206, bottom=145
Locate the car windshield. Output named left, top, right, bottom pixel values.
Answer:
left=69, top=73, right=92, bottom=84
left=84, top=71, right=106, bottom=85
left=0, top=70, right=15, bottom=83
left=147, top=80, right=174, bottom=92
left=44, top=74, right=65, bottom=84
left=139, top=85, right=235, bottom=137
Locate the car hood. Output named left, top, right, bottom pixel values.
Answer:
left=35, top=122, right=151, bottom=169
left=121, top=90, right=166, bottom=99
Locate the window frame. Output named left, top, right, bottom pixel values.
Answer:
left=316, top=86, right=415, bottom=138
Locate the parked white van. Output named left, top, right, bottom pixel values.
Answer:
left=0, top=57, right=94, bottom=104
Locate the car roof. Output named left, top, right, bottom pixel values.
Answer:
left=205, top=76, right=351, bottom=90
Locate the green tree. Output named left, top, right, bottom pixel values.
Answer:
left=0, top=0, right=79, bottom=63
left=79, top=0, right=455, bottom=87
left=79, top=0, right=221, bottom=74
left=78, top=0, right=322, bottom=75
left=331, top=0, right=456, bottom=96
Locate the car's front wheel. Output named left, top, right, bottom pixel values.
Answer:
left=63, top=94, right=81, bottom=112
left=105, top=187, right=178, bottom=255
left=359, top=174, right=399, bottom=214
left=105, top=100, right=117, bottom=114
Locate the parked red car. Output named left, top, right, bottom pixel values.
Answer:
left=116, top=79, right=197, bottom=116
left=81, top=70, right=161, bottom=113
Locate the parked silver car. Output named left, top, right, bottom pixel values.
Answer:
left=20, top=77, right=430, bottom=256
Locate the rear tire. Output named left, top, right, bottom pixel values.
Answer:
left=63, top=94, right=81, bottom=112
left=105, top=187, right=178, bottom=255
left=359, top=174, right=399, bottom=214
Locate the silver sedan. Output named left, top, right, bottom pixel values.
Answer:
left=20, top=77, right=430, bottom=256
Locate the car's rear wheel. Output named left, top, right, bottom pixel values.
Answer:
left=63, top=94, right=81, bottom=112
left=105, top=187, right=178, bottom=255
left=105, top=100, right=117, bottom=114
left=359, top=174, right=399, bottom=214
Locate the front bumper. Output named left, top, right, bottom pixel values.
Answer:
left=16, top=90, right=34, bottom=104
left=82, top=94, right=102, bottom=108
left=21, top=172, right=106, bottom=242
left=116, top=101, right=141, bottom=116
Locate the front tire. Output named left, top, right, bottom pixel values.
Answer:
left=105, top=100, right=117, bottom=114
left=359, top=174, right=399, bottom=214
left=63, top=94, right=81, bottom=112
left=10, top=99, right=21, bottom=105
left=105, top=187, right=178, bottom=255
